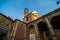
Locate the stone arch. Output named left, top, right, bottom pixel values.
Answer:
left=38, top=21, right=49, bottom=31
left=51, top=16, right=60, bottom=40
left=51, top=16, right=60, bottom=29
left=29, top=25, right=36, bottom=40
left=37, top=21, right=52, bottom=40
left=0, top=32, right=8, bottom=40
left=29, top=25, right=35, bottom=30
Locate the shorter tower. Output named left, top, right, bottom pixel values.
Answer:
left=32, top=10, right=39, bottom=20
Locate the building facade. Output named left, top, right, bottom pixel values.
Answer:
left=0, top=8, right=60, bottom=40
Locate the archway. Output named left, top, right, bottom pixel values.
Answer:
left=51, top=16, right=60, bottom=29
left=38, top=21, right=52, bottom=40
left=51, top=16, right=60, bottom=40
left=29, top=25, right=36, bottom=40
left=0, top=32, right=7, bottom=40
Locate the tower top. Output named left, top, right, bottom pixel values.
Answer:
left=32, top=10, right=39, bottom=17
left=24, top=8, right=29, bottom=15
left=24, top=8, right=28, bottom=10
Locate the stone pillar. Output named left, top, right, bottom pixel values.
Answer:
left=6, top=29, right=10, bottom=40
left=45, top=18, right=58, bottom=40
left=26, top=24, right=29, bottom=40
left=34, top=24, right=40, bottom=40
left=11, top=21, right=19, bottom=40
left=24, top=25, right=26, bottom=40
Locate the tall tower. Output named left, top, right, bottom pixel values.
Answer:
left=22, top=8, right=29, bottom=22
left=24, top=8, right=28, bottom=16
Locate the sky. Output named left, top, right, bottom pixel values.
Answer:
left=0, top=0, right=60, bottom=20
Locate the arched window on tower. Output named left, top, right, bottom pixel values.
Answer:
left=26, top=17, right=28, bottom=22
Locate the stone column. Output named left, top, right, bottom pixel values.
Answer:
left=34, top=24, right=40, bottom=40
left=6, top=28, right=10, bottom=40
left=45, top=18, right=58, bottom=40
left=24, top=24, right=26, bottom=40
left=11, top=21, right=19, bottom=40
left=26, top=24, right=29, bottom=40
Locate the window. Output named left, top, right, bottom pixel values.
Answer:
left=10, top=26, right=13, bottom=32
left=0, top=19, right=2, bottom=24
left=1, top=18, right=6, bottom=25
left=7, top=24, right=9, bottom=26
left=2, top=18, right=5, bottom=23
left=26, top=17, right=28, bottom=21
